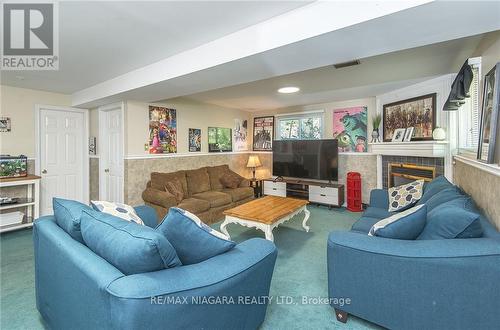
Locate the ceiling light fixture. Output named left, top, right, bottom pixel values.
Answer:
left=333, top=59, right=360, bottom=69
left=278, top=86, right=300, bottom=94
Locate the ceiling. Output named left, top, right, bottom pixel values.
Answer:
left=0, top=1, right=310, bottom=93
left=181, top=35, right=485, bottom=111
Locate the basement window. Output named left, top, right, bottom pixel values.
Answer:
left=458, top=57, right=481, bottom=154
left=277, top=111, right=323, bottom=140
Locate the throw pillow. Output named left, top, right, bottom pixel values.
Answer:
left=417, top=200, right=483, bottom=240
left=81, top=209, right=181, bottom=275
left=156, top=207, right=235, bottom=265
left=220, top=172, right=243, bottom=189
left=165, top=179, right=184, bottom=203
left=418, top=175, right=454, bottom=205
left=91, top=200, right=144, bottom=225
left=53, top=197, right=92, bottom=243
left=388, top=180, right=424, bottom=212
left=369, top=204, right=427, bottom=240
left=422, top=187, right=464, bottom=212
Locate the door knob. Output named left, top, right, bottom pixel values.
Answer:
left=42, top=169, right=47, bottom=174
left=104, top=169, right=110, bottom=173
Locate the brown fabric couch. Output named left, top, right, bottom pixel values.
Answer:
left=142, top=165, right=254, bottom=224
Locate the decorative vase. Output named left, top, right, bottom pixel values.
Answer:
left=371, top=128, right=380, bottom=143
left=432, top=127, right=446, bottom=140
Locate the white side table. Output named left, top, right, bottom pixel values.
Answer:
left=0, top=175, right=41, bottom=233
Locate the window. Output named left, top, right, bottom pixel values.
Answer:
left=277, top=112, right=323, bottom=140
left=458, top=57, right=481, bottom=153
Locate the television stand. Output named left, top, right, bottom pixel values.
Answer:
left=263, top=178, right=344, bottom=208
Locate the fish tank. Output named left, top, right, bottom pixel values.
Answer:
left=0, top=155, right=28, bottom=178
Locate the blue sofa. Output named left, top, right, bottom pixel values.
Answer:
left=327, top=180, right=500, bottom=330
left=34, top=205, right=277, bottom=330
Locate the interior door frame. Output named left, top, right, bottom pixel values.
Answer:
left=98, top=102, right=125, bottom=202
left=34, top=104, right=90, bottom=204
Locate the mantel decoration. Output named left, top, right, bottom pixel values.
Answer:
left=333, top=106, right=367, bottom=152
left=392, top=128, right=406, bottom=142
left=477, top=62, right=499, bottom=164
left=148, top=106, right=177, bottom=154
left=432, top=127, right=446, bottom=141
left=253, top=116, right=274, bottom=151
left=371, top=113, right=382, bottom=143
left=383, top=93, right=436, bottom=142
left=208, top=127, right=232, bottom=152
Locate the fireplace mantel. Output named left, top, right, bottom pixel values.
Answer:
left=368, top=141, right=449, bottom=157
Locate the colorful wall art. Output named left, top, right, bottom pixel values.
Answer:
left=333, top=106, right=368, bottom=152
left=148, top=106, right=177, bottom=154
left=188, top=128, right=201, bottom=152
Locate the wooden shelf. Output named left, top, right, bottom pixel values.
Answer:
left=0, top=199, right=35, bottom=210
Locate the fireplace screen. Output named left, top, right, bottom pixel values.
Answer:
left=388, top=163, right=436, bottom=188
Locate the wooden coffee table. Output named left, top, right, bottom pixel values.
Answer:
left=221, top=196, right=310, bottom=242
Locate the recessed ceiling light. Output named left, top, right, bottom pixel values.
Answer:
left=278, top=86, right=300, bottom=94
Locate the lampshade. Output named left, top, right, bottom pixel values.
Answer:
left=246, top=155, right=262, bottom=168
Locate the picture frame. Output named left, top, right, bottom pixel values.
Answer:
left=0, top=117, right=11, bottom=132
left=148, top=106, right=177, bottom=154
left=392, top=128, right=406, bottom=142
left=403, top=127, right=414, bottom=142
left=253, top=116, right=274, bottom=151
left=188, top=128, right=201, bottom=152
left=332, top=106, right=368, bottom=152
left=233, top=119, right=248, bottom=151
left=208, top=127, right=232, bottom=152
left=478, top=62, right=500, bottom=164
left=383, top=93, right=436, bottom=142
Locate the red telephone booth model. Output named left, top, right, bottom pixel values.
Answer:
left=347, top=172, right=363, bottom=212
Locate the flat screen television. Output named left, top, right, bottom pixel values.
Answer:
left=273, top=139, right=338, bottom=181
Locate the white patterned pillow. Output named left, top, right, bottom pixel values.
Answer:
left=178, top=208, right=230, bottom=240
left=388, top=180, right=424, bottom=212
left=90, top=201, right=144, bottom=225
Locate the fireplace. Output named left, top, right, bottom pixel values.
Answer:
left=388, top=163, right=436, bottom=188
left=382, top=156, right=444, bottom=189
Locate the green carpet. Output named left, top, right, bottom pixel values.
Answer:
left=0, top=206, right=380, bottom=329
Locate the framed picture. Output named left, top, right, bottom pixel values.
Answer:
left=332, top=106, right=368, bottom=152
left=403, top=127, right=414, bottom=142
left=233, top=119, right=248, bottom=151
left=392, top=128, right=406, bottom=142
left=188, top=128, right=201, bottom=152
left=0, top=117, right=11, bottom=132
left=208, top=127, right=232, bottom=152
left=148, top=106, right=177, bottom=154
left=383, top=93, right=436, bottom=142
left=478, top=62, right=500, bottom=163
left=253, top=116, right=274, bottom=151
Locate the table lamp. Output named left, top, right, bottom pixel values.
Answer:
left=246, top=155, right=262, bottom=180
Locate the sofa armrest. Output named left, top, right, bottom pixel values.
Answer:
left=133, top=205, right=158, bottom=228
left=142, top=188, right=177, bottom=209
left=369, top=189, right=389, bottom=209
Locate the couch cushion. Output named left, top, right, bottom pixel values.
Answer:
left=424, top=187, right=463, bottom=212
left=388, top=180, right=424, bottom=212
left=220, top=171, right=243, bottom=189
left=177, top=198, right=211, bottom=214
left=417, top=200, right=483, bottom=240
left=80, top=209, right=181, bottom=275
left=186, top=168, right=211, bottom=195
left=156, top=207, right=235, bottom=264
left=222, top=187, right=254, bottom=202
left=53, top=198, right=92, bottom=243
left=207, top=165, right=230, bottom=190
left=351, top=216, right=380, bottom=234
left=192, top=191, right=232, bottom=208
left=369, top=204, right=427, bottom=240
left=363, top=206, right=394, bottom=219
left=90, top=200, right=144, bottom=225
left=151, top=171, right=188, bottom=196
left=418, top=175, right=454, bottom=205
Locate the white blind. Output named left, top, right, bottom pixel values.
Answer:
left=459, top=59, right=481, bottom=150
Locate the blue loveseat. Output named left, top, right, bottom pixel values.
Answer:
left=327, top=178, right=500, bottom=330
left=34, top=205, right=277, bottom=330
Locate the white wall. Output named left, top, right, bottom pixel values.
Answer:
left=0, top=85, right=72, bottom=157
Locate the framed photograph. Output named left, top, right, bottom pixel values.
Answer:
left=383, top=93, right=436, bottom=142
left=403, top=127, right=414, bottom=142
left=478, top=63, right=500, bottom=163
left=253, top=116, right=274, bottom=151
left=392, top=128, right=406, bottom=142
left=208, top=127, right=232, bottom=152
left=0, top=117, right=11, bottom=132
left=233, top=119, right=248, bottom=151
left=188, top=128, right=201, bottom=152
left=332, top=106, right=368, bottom=152
left=148, top=106, right=177, bottom=154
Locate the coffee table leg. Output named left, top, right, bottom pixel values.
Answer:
left=220, top=219, right=231, bottom=239
left=302, top=207, right=311, bottom=232
left=264, top=225, right=274, bottom=242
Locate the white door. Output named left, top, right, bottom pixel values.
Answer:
left=38, top=107, right=89, bottom=216
left=99, top=104, right=124, bottom=202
